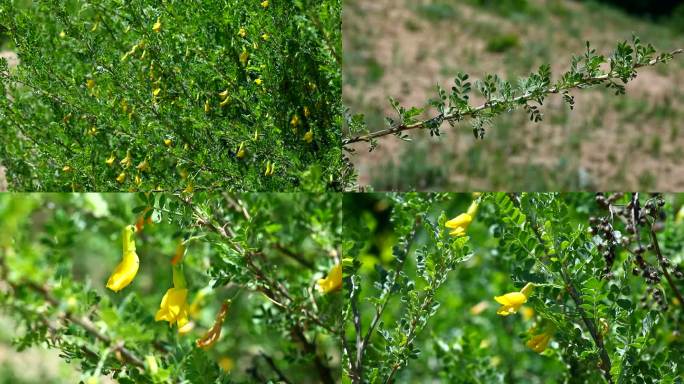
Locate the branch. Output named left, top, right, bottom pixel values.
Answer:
left=649, top=226, right=684, bottom=306
left=343, top=48, right=683, bottom=146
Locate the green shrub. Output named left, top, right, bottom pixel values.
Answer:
left=0, top=0, right=343, bottom=191
left=486, top=33, right=520, bottom=53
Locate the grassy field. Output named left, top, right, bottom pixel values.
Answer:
left=343, top=0, right=684, bottom=191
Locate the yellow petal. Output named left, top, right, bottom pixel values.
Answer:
left=317, top=264, right=342, bottom=294
left=494, top=292, right=527, bottom=306
left=445, top=213, right=472, bottom=229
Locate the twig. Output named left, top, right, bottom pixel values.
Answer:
left=649, top=227, right=684, bottom=306
left=343, top=48, right=683, bottom=145
left=260, top=352, right=294, bottom=384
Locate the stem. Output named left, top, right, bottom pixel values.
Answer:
left=649, top=227, right=684, bottom=306
left=353, top=218, right=420, bottom=383
left=343, top=49, right=683, bottom=146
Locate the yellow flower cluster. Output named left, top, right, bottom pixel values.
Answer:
left=494, top=283, right=534, bottom=316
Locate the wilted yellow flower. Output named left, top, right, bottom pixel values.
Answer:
left=238, top=28, right=246, bottom=37
left=204, top=99, right=210, bottom=113
left=494, top=283, right=534, bottom=316
left=469, top=300, right=489, bottom=316
left=317, top=264, right=342, bottom=294
left=239, top=49, right=249, bottom=66
left=303, top=129, right=313, bottom=143
left=218, top=89, right=229, bottom=100
left=254, top=78, right=263, bottom=85
left=105, top=154, right=116, bottom=166
left=261, top=0, right=269, bottom=8
left=164, top=138, right=173, bottom=147
left=106, top=225, right=139, bottom=292
left=86, top=79, right=95, bottom=89
left=303, top=106, right=310, bottom=118
left=120, top=150, right=132, bottom=168
left=526, top=330, right=552, bottom=353
left=136, top=159, right=150, bottom=173
left=196, top=300, right=231, bottom=350
left=135, top=174, right=142, bottom=186
left=220, top=96, right=230, bottom=107
left=152, top=17, right=162, bottom=33
left=264, top=161, right=275, bottom=176
left=116, top=172, right=127, bottom=183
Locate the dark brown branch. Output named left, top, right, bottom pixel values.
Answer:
left=649, top=227, right=684, bottom=306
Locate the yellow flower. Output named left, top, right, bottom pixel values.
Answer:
left=136, top=159, right=150, bottom=173
left=116, top=172, right=127, bottom=183
left=526, top=330, right=552, bottom=353
left=120, top=150, right=132, bottom=168
left=303, top=129, right=313, bottom=143
left=494, top=283, right=534, bottom=316
left=62, top=165, right=72, bottom=173
left=59, top=30, right=66, bottom=38
left=238, top=28, right=246, bottom=37
left=264, top=161, right=275, bottom=176
left=317, top=264, right=342, bottom=294
left=164, top=138, right=173, bottom=147
left=218, top=89, right=229, bottom=100
left=87, top=127, right=97, bottom=136
left=204, top=99, right=211, bottom=113
left=445, top=213, right=472, bottom=237
left=152, top=17, right=162, bottom=33
left=261, top=33, right=269, bottom=41
left=290, top=114, right=300, bottom=128
left=152, top=88, right=161, bottom=97
left=220, top=96, right=230, bottom=107
left=261, top=0, right=269, bottom=8
left=254, top=78, right=263, bottom=85
left=466, top=200, right=478, bottom=217
left=521, top=306, right=535, bottom=321
left=183, top=182, right=194, bottom=193
left=106, top=225, right=139, bottom=292
left=105, top=154, right=116, bottom=166
left=676, top=205, right=684, bottom=223
left=155, top=287, right=191, bottom=331
left=303, top=106, right=310, bottom=118
left=86, top=79, right=95, bottom=89
left=135, top=174, right=142, bottom=186
left=239, top=49, right=249, bottom=66
left=218, top=357, right=234, bottom=372
left=236, top=142, right=245, bottom=159
left=155, top=265, right=193, bottom=334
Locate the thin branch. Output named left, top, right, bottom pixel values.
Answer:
left=649, top=227, right=684, bottom=306
left=260, top=352, right=294, bottom=384
left=343, top=48, right=683, bottom=146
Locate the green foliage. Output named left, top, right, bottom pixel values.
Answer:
left=485, top=34, right=520, bottom=53
left=0, top=193, right=342, bottom=383
left=0, top=0, right=344, bottom=192
left=343, top=193, right=684, bottom=383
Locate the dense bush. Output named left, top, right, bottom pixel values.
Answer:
left=0, top=0, right=343, bottom=192
left=343, top=193, right=683, bottom=383
left=0, top=193, right=342, bottom=382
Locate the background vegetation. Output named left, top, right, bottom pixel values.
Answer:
left=0, top=193, right=342, bottom=383
left=343, top=0, right=684, bottom=191
left=0, top=0, right=343, bottom=192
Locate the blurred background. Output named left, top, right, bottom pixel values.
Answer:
left=343, top=0, right=684, bottom=191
